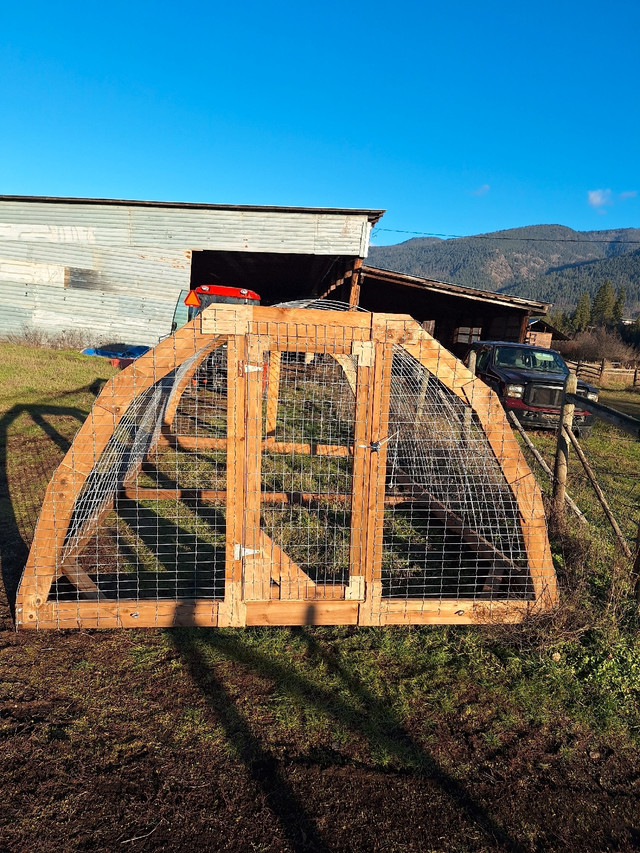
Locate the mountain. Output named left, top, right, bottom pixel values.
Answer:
left=367, top=225, right=640, bottom=312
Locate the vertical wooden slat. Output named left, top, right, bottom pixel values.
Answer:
left=264, top=350, right=282, bottom=436
left=348, top=341, right=374, bottom=596
left=242, top=337, right=267, bottom=601
left=360, top=333, right=394, bottom=625
left=219, top=335, right=247, bottom=626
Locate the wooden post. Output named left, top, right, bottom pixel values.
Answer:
left=564, top=426, right=633, bottom=559
left=507, top=411, right=586, bottom=524
left=348, top=258, right=363, bottom=308
left=553, top=372, right=577, bottom=518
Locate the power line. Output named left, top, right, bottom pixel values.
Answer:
left=372, top=227, right=640, bottom=245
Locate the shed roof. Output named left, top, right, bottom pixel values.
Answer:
left=0, top=195, right=385, bottom=224
left=362, top=265, right=551, bottom=313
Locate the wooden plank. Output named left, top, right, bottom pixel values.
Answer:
left=21, top=600, right=220, bottom=630
left=199, top=304, right=253, bottom=336
left=263, top=439, right=351, bottom=457
left=245, top=600, right=359, bottom=626
left=375, top=599, right=535, bottom=625
left=360, top=340, right=394, bottom=625
left=121, top=488, right=227, bottom=501
left=331, top=353, right=357, bottom=395
left=156, top=432, right=227, bottom=452
left=200, top=304, right=372, bottom=340
left=120, top=487, right=352, bottom=504
left=156, top=433, right=352, bottom=457
left=220, top=335, right=246, bottom=627
left=348, top=336, right=374, bottom=592
left=255, top=531, right=317, bottom=600
left=265, top=350, right=282, bottom=436
left=242, top=337, right=267, bottom=601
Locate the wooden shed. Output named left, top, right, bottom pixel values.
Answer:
left=325, top=266, right=551, bottom=359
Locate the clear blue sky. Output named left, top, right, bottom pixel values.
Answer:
left=1, top=0, right=638, bottom=245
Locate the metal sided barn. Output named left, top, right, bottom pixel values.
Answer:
left=0, top=196, right=383, bottom=346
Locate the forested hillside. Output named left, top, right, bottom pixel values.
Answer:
left=368, top=225, right=640, bottom=312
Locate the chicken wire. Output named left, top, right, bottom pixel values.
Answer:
left=18, top=302, right=551, bottom=629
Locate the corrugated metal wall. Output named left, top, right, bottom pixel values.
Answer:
left=0, top=200, right=373, bottom=345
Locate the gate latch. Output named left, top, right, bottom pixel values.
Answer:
left=234, top=544, right=261, bottom=560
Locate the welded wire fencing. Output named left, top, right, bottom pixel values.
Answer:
left=16, top=302, right=556, bottom=629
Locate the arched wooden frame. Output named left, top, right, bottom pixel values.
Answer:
left=16, top=305, right=556, bottom=629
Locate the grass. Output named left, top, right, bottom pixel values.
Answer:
left=3, top=342, right=640, bottom=850
left=600, top=386, right=640, bottom=419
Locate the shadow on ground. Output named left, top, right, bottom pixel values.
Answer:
left=0, top=389, right=92, bottom=617
left=172, top=626, right=527, bottom=853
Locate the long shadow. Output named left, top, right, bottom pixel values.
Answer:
left=0, top=390, right=92, bottom=614
left=173, top=626, right=526, bottom=853
left=174, top=629, right=332, bottom=853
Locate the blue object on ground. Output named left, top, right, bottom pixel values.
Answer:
left=82, top=344, right=151, bottom=359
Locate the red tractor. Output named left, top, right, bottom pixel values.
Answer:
left=173, top=284, right=261, bottom=330
left=174, top=285, right=262, bottom=389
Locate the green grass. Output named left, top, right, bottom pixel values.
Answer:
left=600, top=386, right=640, bottom=419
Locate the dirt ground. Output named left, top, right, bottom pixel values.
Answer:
left=2, top=609, right=640, bottom=853
left=1, top=382, right=640, bottom=851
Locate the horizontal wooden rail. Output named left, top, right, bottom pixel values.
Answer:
left=156, top=433, right=354, bottom=457
left=566, top=394, right=640, bottom=439
left=121, top=488, right=419, bottom=507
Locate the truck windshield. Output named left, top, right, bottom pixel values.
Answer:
left=494, top=347, right=568, bottom=374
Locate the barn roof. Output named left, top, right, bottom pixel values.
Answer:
left=0, top=195, right=385, bottom=223
left=362, top=265, right=551, bottom=313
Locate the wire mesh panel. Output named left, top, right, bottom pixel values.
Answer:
left=250, top=350, right=357, bottom=601
left=17, top=304, right=556, bottom=629
left=376, top=345, right=532, bottom=618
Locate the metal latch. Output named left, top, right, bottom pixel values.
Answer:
left=233, top=544, right=261, bottom=560
left=243, top=363, right=263, bottom=374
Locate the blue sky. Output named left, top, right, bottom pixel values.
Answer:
left=1, top=0, right=638, bottom=245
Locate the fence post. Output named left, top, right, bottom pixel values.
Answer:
left=600, top=358, right=606, bottom=381
left=553, top=372, right=577, bottom=519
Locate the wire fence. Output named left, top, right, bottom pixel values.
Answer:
left=16, top=302, right=555, bottom=629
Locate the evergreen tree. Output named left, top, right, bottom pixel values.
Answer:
left=571, top=292, right=591, bottom=332
left=613, top=286, right=627, bottom=324
left=590, top=279, right=616, bottom=327
left=549, top=309, right=571, bottom=334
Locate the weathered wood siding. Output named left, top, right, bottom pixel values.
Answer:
left=0, top=199, right=374, bottom=345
